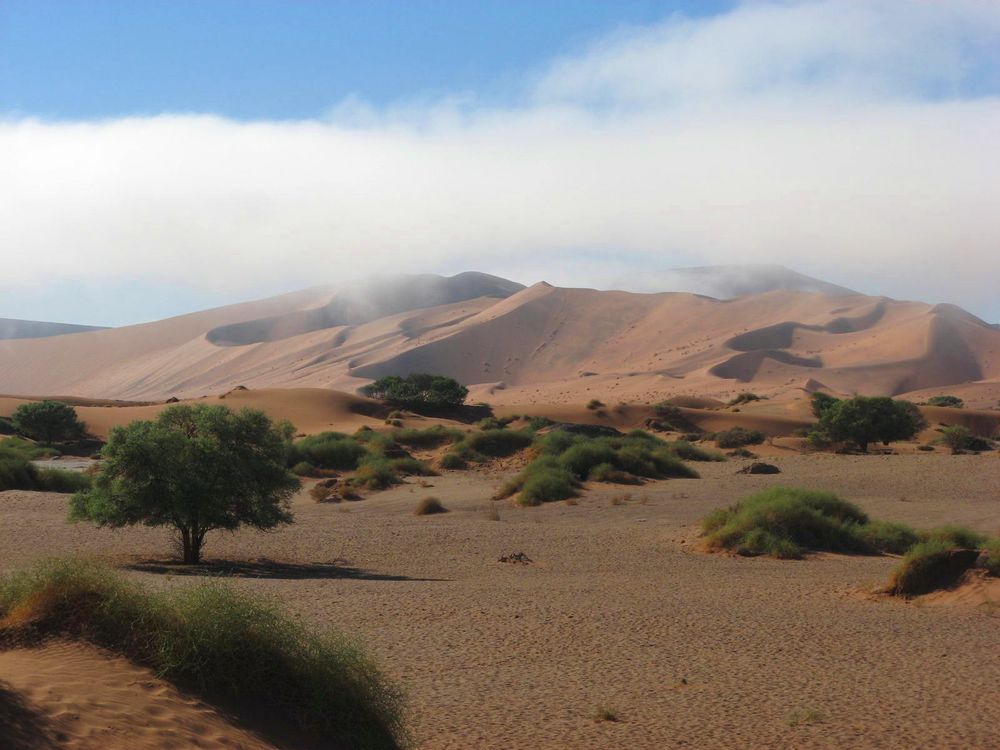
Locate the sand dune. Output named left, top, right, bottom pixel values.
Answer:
left=1, top=272, right=999, bottom=406
left=0, top=642, right=276, bottom=750
left=0, top=319, right=106, bottom=341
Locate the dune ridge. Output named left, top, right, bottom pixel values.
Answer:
left=0, top=273, right=999, bottom=406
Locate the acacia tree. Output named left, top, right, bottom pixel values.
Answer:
left=361, top=373, right=468, bottom=410
left=818, top=396, right=925, bottom=453
left=12, top=400, right=85, bottom=443
left=71, top=405, right=299, bottom=563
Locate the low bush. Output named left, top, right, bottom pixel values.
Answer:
left=289, top=432, right=369, bottom=470
left=586, top=399, right=604, bottom=410
left=387, top=457, right=437, bottom=477
left=702, top=487, right=872, bottom=559
left=859, top=520, right=920, bottom=555
left=526, top=416, right=555, bottom=432
left=391, top=426, right=463, bottom=448
left=714, top=427, right=765, bottom=449
left=348, top=459, right=401, bottom=491
left=889, top=540, right=980, bottom=596
left=668, top=440, right=726, bottom=462
left=475, top=416, right=514, bottom=430
left=919, top=525, right=986, bottom=550
left=588, top=463, right=642, bottom=484
left=0, top=559, right=406, bottom=749
left=438, top=452, right=467, bottom=470
left=727, top=392, right=763, bottom=407
left=0, top=450, right=91, bottom=493
left=927, top=395, right=964, bottom=408
left=517, top=461, right=579, bottom=506
left=455, top=428, right=533, bottom=459
left=291, top=461, right=317, bottom=476
left=940, top=425, right=972, bottom=454
left=413, top=497, right=448, bottom=516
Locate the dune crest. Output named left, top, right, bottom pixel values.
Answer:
left=0, top=272, right=998, bottom=404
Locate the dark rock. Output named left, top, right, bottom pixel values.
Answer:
left=737, top=462, right=781, bottom=475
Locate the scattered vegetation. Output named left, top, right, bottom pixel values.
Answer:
left=940, top=425, right=973, bottom=454
left=526, top=415, right=555, bottom=432
left=586, top=399, right=604, bottom=410
left=71, top=405, right=299, bottom=564
left=439, top=452, right=467, bottom=470
left=927, top=395, right=964, bottom=408
left=727, top=392, right=764, bottom=407
left=448, top=428, right=534, bottom=462
left=0, top=559, right=407, bottom=749
left=361, top=373, right=468, bottom=410
left=498, top=429, right=701, bottom=505
left=348, top=459, right=403, bottom=491
left=475, top=416, right=515, bottom=430
left=713, top=427, right=765, bottom=449
left=0, top=438, right=91, bottom=493
left=288, top=431, right=369, bottom=470
left=413, top=496, right=448, bottom=516
left=10, top=400, right=86, bottom=443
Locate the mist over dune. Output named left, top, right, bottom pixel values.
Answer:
left=1, top=266, right=998, bottom=406
left=0, top=318, right=106, bottom=340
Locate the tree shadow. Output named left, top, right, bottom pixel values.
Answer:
left=124, top=557, right=448, bottom=582
left=0, top=684, right=58, bottom=750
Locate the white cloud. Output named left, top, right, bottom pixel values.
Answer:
left=2, top=0, right=1000, bottom=319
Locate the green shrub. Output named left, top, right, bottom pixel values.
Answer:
left=0, top=559, right=406, bottom=749
left=702, top=487, right=871, bottom=558
left=940, top=425, right=972, bottom=454
left=291, top=461, right=317, bottom=476
left=714, top=427, right=765, bottom=449
left=889, top=540, right=979, bottom=596
left=457, top=428, right=533, bottom=458
left=37, top=468, right=91, bottom=493
left=559, top=441, right=618, bottom=479
left=0, top=437, right=60, bottom=460
left=668, top=440, right=725, bottom=462
left=349, top=460, right=401, bottom=491
left=919, top=525, right=987, bottom=550
left=588, top=463, right=641, bottom=484
left=387, top=457, right=437, bottom=476
left=537, top=429, right=580, bottom=455
left=517, top=461, right=579, bottom=506
left=438, top=452, right=466, bottom=470
left=475, top=416, right=514, bottom=430
left=727, top=392, right=763, bottom=407
left=391, top=425, right=463, bottom=448
left=859, top=520, right=920, bottom=555
left=290, top=432, right=369, bottom=470
left=526, top=416, right=555, bottom=432
left=927, top=395, right=964, bottom=408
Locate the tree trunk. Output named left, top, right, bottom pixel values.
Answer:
left=179, top=526, right=201, bottom=564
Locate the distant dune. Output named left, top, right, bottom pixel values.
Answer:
left=1, top=268, right=999, bottom=407
left=0, top=317, right=106, bottom=340
left=610, top=263, right=857, bottom=298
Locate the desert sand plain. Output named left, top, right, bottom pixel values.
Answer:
left=1, top=388, right=999, bottom=749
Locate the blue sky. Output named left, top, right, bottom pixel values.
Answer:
left=1, top=1, right=730, bottom=121
left=1, top=1, right=999, bottom=326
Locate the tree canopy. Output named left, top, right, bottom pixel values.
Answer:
left=11, top=400, right=85, bottom=443
left=817, top=396, right=925, bottom=452
left=70, top=404, right=299, bottom=563
left=360, top=373, right=468, bottom=410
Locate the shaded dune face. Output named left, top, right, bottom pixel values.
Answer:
left=0, top=318, right=107, bottom=340
left=0, top=272, right=999, bottom=402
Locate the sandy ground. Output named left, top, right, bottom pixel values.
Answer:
left=2, top=454, right=1000, bottom=749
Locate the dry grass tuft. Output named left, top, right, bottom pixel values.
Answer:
left=413, top=497, right=448, bottom=516
left=592, top=705, right=619, bottom=723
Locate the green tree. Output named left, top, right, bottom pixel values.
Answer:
left=361, top=373, right=468, bottom=410
left=810, top=392, right=839, bottom=419
left=818, top=396, right=924, bottom=453
left=11, top=400, right=85, bottom=443
left=71, top=405, right=299, bottom=563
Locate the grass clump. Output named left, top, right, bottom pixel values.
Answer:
left=586, top=399, right=604, bottom=410
left=713, top=427, right=765, bottom=449
left=588, top=463, right=641, bottom=485
left=927, top=395, right=964, bottom=408
left=0, top=559, right=406, bottom=749
left=859, top=520, right=920, bottom=555
left=889, top=539, right=980, bottom=596
left=667, top=440, right=725, bottom=462
left=526, top=416, right=555, bottom=432
left=289, top=432, right=369, bottom=470
left=438, top=452, right=467, bottom=470
left=453, top=428, right=534, bottom=460
left=413, top=496, right=448, bottom=516
left=592, top=705, right=619, bottom=723
left=348, top=459, right=402, bottom=491
left=727, top=392, right=764, bottom=407
left=390, top=425, right=462, bottom=449
left=387, top=457, right=437, bottom=477
left=702, top=487, right=872, bottom=559
left=497, top=457, right=579, bottom=506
